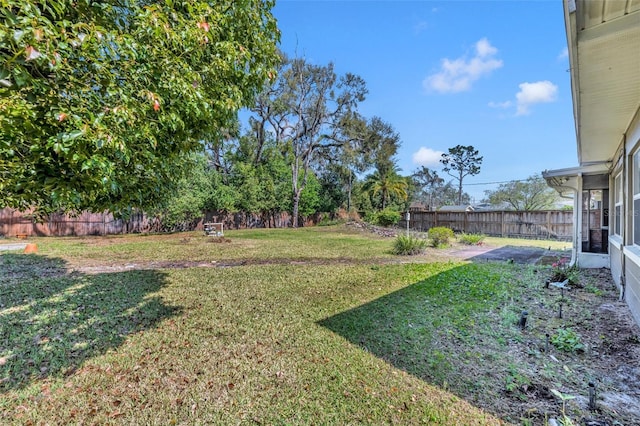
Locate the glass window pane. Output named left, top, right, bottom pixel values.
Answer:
left=615, top=175, right=621, bottom=203
left=615, top=205, right=621, bottom=236
left=590, top=190, right=602, bottom=210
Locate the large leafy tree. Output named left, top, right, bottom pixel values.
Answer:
left=411, top=166, right=444, bottom=209
left=0, top=0, right=279, bottom=214
left=440, top=145, right=483, bottom=205
left=409, top=167, right=471, bottom=209
left=157, top=154, right=214, bottom=230
left=359, top=118, right=405, bottom=212
left=484, top=174, right=559, bottom=211
left=250, top=56, right=367, bottom=227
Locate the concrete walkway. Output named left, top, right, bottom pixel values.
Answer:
left=449, top=244, right=566, bottom=265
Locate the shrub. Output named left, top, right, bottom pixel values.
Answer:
left=428, top=227, right=454, bottom=248
left=458, top=233, right=485, bottom=245
left=393, top=234, right=428, bottom=255
left=373, top=209, right=401, bottom=227
left=551, top=328, right=585, bottom=353
left=363, top=211, right=377, bottom=224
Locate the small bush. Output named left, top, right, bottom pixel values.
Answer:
left=373, top=209, right=401, bottom=227
left=428, top=227, right=454, bottom=248
left=458, top=233, right=485, bottom=245
left=363, top=211, right=377, bottom=224
left=393, top=234, right=428, bottom=255
left=551, top=328, right=584, bottom=353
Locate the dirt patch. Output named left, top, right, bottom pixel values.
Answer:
left=489, top=267, right=640, bottom=425
left=70, top=257, right=419, bottom=274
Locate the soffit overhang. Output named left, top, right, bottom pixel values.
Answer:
left=565, top=0, right=640, bottom=164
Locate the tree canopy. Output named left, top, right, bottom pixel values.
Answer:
left=409, top=167, right=471, bottom=209
left=440, top=145, right=482, bottom=205
left=248, top=55, right=367, bottom=227
left=484, top=174, right=559, bottom=211
left=0, top=0, right=280, bottom=215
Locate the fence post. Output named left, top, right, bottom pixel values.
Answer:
left=464, top=212, right=468, bottom=233
left=547, top=211, right=551, bottom=239
left=501, top=211, right=505, bottom=237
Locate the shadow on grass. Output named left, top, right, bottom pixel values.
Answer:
left=0, top=253, right=180, bottom=392
left=318, top=262, right=517, bottom=416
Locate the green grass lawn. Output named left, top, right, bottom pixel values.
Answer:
left=0, top=227, right=613, bottom=424
left=33, top=226, right=399, bottom=267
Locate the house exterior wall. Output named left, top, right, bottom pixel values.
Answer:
left=624, top=250, right=640, bottom=326
left=618, top=112, right=640, bottom=326
left=609, top=242, right=623, bottom=287
left=550, top=0, right=640, bottom=326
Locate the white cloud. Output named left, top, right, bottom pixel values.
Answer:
left=476, top=38, right=497, bottom=57
left=515, top=81, right=558, bottom=115
left=423, top=38, right=503, bottom=94
left=557, top=47, right=568, bottom=60
left=488, top=100, right=512, bottom=109
left=412, top=147, right=444, bottom=167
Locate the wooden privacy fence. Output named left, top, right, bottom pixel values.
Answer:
left=400, top=210, right=573, bottom=241
left=0, top=208, right=317, bottom=237
left=0, top=209, right=157, bottom=237
left=0, top=208, right=572, bottom=239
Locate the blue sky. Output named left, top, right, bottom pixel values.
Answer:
left=272, top=0, right=578, bottom=202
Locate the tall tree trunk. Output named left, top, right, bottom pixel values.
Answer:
left=457, top=171, right=463, bottom=205
left=292, top=190, right=301, bottom=228
left=347, top=169, right=352, bottom=212
left=291, top=157, right=300, bottom=228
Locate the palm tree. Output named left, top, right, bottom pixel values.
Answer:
left=366, top=168, right=408, bottom=210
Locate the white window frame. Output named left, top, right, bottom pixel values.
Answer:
left=614, top=173, right=622, bottom=237
left=633, top=151, right=640, bottom=246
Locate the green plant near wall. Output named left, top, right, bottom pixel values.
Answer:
left=504, top=364, right=531, bottom=396
left=550, top=257, right=580, bottom=285
left=550, top=389, right=578, bottom=426
left=551, top=328, right=585, bottom=353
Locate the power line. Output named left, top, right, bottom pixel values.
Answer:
left=464, top=178, right=531, bottom=186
